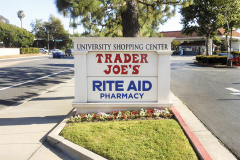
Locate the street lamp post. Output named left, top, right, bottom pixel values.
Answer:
left=47, top=31, right=49, bottom=55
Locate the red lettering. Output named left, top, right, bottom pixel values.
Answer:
left=140, top=54, right=148, bottom=63
left=114, top=54, right=123, bottom=63
left=113, top=65, right=120, bottom=74
left=132, top=65, right=140, bottom=74
left=121, top=65, right=128, bottom=74
left=105, top=54, right=113, bottom=63
left=96, top=54, right=103, bottom=63
left=104, top=65, right=112, bottom=74
left=132, top=54, right=139, bottom=63
left=124, top=54, right=131, bottom=63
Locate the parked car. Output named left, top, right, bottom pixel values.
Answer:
left=39, top=48, right=48, bottom=53
left=52, top=49, right=61, bottom=54
left=217, top=53, right=233, bottom=59
left=53, top=51, right=65, bottom=58
left=65, top=49, right=74, bottom=56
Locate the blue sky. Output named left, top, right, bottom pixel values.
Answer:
left=0, top=0, right=183, bottom=34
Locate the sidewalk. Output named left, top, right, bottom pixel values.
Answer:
left=0, top=79, right=74, bottom=160
left=0, top=78, right=237, bottom=160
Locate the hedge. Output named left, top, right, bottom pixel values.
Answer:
left=196, top=55, right=227, bottom=65
left=20, top=48, right=40, bottom=54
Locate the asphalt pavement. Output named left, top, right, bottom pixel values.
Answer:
left=171, top=55, right=240, bottom=159
left=0, top=55, right=74, bottom=110
left=0, top=55, right=238, bottom=159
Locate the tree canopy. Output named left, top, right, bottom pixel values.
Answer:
left=180, top=0, right=240, bottom=65
left=216, top=0, right=240, bottom=32
left=55, top=0, right=193, bottom=37
left=0, top=15, right=9, bottom=24
left=31, top=14, right=71, bottom=49
left=0, top=22, right=34, bottom=47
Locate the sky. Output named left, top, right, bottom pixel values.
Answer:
left=0, top=0, right=183, bottom=34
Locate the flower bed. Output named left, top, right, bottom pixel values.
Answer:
left=69, top=108, right=173, bottom=123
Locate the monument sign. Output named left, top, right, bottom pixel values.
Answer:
left=72, top=38, right=174, bottom=114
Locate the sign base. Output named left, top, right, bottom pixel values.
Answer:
left=72, top=101, right=173, bottom=114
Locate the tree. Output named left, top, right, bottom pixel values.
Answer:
left=0, top=15, right=9, bottom=24
left=55, top=0, right=192, bottom=37
left=17, top=10, right=25, bottom=28
left=0, top=23, right=34, bottom=47
left=31, top=15, right=70, bottom=49
left=171, top=40, right=181, bottom=50
left=69, top=18, right=78, bottom=35
left=180, top=0, right=220, bottom=56
left=215, top=0, right=240, bottom=66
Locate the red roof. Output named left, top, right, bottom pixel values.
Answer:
left=217, top=29, right=240, bottom=37
left=160, top=31, right=199, bottom=38
left=161, top=29, right=240, bottom=38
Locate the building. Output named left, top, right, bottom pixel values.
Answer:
left=160, top=29, right=240, bottom=55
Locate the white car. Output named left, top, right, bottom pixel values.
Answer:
left=52, top=49, right=61, bottom=54
left=39, top=48, right=48, bottom=53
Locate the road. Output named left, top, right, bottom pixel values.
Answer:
left=0, top=55, right=239, bottom=158
left=0, top=55, right=74, bottom=110
left=171, top=56, right=240, bottom=159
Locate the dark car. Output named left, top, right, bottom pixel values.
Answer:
left=65, top=49, right=74, bottom=57
left=53, top=51, right=65, bottom=58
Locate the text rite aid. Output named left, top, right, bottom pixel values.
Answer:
left=92, top=80, right=152, bottom=100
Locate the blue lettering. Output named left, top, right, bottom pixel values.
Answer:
left=134, top=93, right=139, bottom=99
left=111, top=93, right=116, bottom=99
left=117, top=93, right=121, bottom=99
left=100, top=93, right=104, bottom=99
left=93, top=81, right=102, bottom=91
left=139, top=93, right=144, bottom=99
left=138, top=81, right=141, bottom=91
left=105, top=93, right=110, bottom=99
left=103, top=81, right=106, bottom=91
left=106, top=81, right=114, bottom=91
left=142, top=81, right=152, bottom=91
left=115, top=81, right=124, bottom=91
left=122, top=93, right=128, bottom=99
left=128, top=93, right=133, bottom=99
left=127, top=81, right=137, bottom=91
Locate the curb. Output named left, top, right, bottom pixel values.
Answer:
left=48, top=106, right=212, bottom=160
left=171, top=106, right=213, bottom=160
left=194, top=62, right=239, bottom=68
left=47, top=109, right=107, bottom=160
left=0, top=54, right=49, bottom=61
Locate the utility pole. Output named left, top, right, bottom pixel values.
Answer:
left=48, top=31, right=49, bottom=55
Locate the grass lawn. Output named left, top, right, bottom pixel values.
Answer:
left=60, top=119, right=198, bottom=160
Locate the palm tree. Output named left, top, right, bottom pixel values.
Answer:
left=17, top=10, right=25, bottom=28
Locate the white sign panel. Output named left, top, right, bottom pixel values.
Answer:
left=76, top=43, right=169, bottom=51
left=88, top=77, right=157, bottom=102
left=87, top=52, right=157, bottom=76
left=72, top=37, right=174, bottom=114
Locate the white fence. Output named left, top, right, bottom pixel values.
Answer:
left=0, top=48, right=20, bottom=56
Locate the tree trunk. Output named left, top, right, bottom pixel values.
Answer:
left=21, top=18, right=22, bottom=28
left=121, top=0, right=140, bottom=37
left=226, top=30, right=232, bottom=66
left=230, top=27, right=232, bottom=52
left=206, top=33, right=210, bottom=56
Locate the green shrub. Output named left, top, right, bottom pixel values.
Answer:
left=196, top=55, right=203, bottom=62
left=214, top=50, right=221, bottom=55
left=196, top=55, right=227, bottom=65
left=231, top=51, right=240, bottom=57
left=202, top=56, right=208, bottom=63
left=20, top=47, right=40, bottom=54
